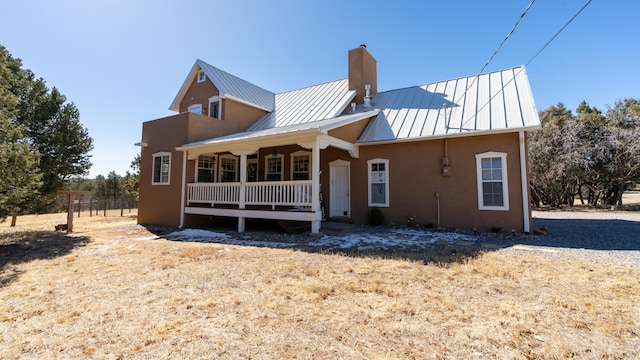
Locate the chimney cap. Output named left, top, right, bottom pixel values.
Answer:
left=359, top=44, right=367, bottom=48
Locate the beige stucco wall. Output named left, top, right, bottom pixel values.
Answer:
left=179, top=76, right=219, bottom=113
left=321, top=132, right=530, bottom=232
left=138, top=99, right=268, bottom=226
left=138, top=113, right=190, bottom=227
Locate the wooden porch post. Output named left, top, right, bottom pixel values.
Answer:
left=238, top=153, right=247, bottom=232
left=311, top=139, right=321, bottom=234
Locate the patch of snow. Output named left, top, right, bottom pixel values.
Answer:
left=154, top=227, right=479, bottom=251
left=165, top=229, right=230, bottom=241
left=308, top=228, right=478, bottom=251
left=133, top=235, right=160, bottom=241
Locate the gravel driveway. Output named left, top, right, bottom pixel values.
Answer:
left=500, top=210, right=640, bottom=266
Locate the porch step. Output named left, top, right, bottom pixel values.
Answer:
left=275, top=220, right=310, bottom=234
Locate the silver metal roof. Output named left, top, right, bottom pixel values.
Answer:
left=247, top=79, right=356, bottom=131
left=358, top=66, right=540, bottom=143
left=170, top=60, right=275, bottom=112
left=178, top=110, right=379, bottom=151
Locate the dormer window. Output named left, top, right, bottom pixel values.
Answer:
left=208, top=96, right=222, bottom=119
left=188, top=104, right=202, bottom=114
left=197, top=69, right=206, bottom=83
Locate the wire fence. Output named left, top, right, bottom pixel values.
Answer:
left=62, top=195, right=138, bottom=218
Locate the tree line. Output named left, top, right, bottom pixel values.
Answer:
left=68, top=155, right=140, bottom=201
left=529, top=99, right=640, bottom=208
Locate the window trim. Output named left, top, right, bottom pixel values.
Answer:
left=197, top=69, right=206, bottom=83
left=208, top=95, right=222, bottom=119
left=152, top=152, right=171, bottom=185
left=475, top=151, right=509, bottom=211
left=218, top=154, right=238, bottom=182
left=195, top=154, right=217, bottom=183
left=290, top=150, right=311, bottom=181
left=188, top=103, right=202, bottom=114
left=264, top=153, right=284, bottom=181
left=367, top=158, right=389, bottom=207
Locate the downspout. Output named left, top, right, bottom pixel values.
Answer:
left=179, top=151, right=187, bottom=228
left=519, top=130, right=531, bottom=233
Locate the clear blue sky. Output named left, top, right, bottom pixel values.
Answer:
left=2, top=0, right=638, bottom=178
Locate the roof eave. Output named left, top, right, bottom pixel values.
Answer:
left=169, top=60, right=202, bottom=112
left=223, top=94, right=273, bottom=113
left=356, top=125, right=542, bottom=146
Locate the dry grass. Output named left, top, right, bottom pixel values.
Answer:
left=1, top=212, right=639, bottom=359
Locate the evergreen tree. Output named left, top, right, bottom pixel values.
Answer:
left=0, top=119, right=42, bottom=222
left=0, top=46, right=42, bottom=223
left=1, top=45, right=93, bottom=212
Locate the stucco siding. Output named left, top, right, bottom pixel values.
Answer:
left=347, top=132, right=527, bottom=231
left=138, top=113, right=190, bottom=226
left=179, top=77, right=219, bottom=113
left=327, top=117, right=370, bottom=143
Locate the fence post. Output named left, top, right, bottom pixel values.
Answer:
left=103, top=198, right=107, bottom=217
left=89, top=197, right=93, bottom=217
left=77, top=196, right=81, bottom=218
left=120, top=196, right=124, bottom=216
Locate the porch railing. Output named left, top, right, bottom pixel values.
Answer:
left=187, top=180, right=313, bottom=207
left=188, top=183, right=240, bottom=204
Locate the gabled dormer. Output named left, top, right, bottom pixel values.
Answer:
left=169, top=59, right=275, bottom=120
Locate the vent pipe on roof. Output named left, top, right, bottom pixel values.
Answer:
left=363, top=84, right=372, bottom=108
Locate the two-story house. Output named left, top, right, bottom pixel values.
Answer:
left=137, top=46, right=540, bottom=234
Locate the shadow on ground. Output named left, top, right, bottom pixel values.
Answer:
left=0, top=231, right=90, bottom=287
left=530, top=218, right=640, bottom=250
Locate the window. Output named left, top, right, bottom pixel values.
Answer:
left=208, top=96, right=222, bottom=119
left=219, top=155, right=238, bottom=182
left=367, top=158, right=389, bottom=207
left=197, top=69, right=206, bottom=83
left=265, top=153, right=284, bottom=181
left=152, top=152, right=171, bottom=185
left=290, top=151, right=311, bottom=180
left=475, top=152, right=509, bottom=211
left=246, top=155, right=258, bottom=182
left=188, top=104, right=202, bottom=114
left=196, top=155, right=216, bottom=183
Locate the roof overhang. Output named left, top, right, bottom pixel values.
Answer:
left=356, top=124, right=542, bottom=146
left=169, top=60, right=200, bottom=112
left=176, top=109, right=379, bottom=158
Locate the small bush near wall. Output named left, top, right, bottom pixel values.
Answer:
left=368, top=207, right=384, bottom=226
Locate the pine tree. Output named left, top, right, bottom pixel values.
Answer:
left=1, top=44, right=93, bottom=213
left=0, top=119, right=42, bottom=223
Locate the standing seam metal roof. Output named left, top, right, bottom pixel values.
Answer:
left=247, top=79, right=356, bottom=131
left=169, top=60, right=275, bottom=112
left=197, top=60, right=275, bottom=111
left=357, top=66, right=540, bottom=143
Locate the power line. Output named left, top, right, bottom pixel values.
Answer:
left=456, top=0, right=593, bottom=130
left=451, top=0, right=536, bottom=111
left=480, top=0, right=536, bottom=74
left=525, top=0, right=592, bottom=67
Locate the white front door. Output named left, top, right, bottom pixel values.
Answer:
left=329, top=160, right=350, bottom=218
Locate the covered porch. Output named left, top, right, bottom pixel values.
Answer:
left=176, top=111, right=376, bottom=233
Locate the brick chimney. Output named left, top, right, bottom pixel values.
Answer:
left=348, top=45, right=377, bottom=105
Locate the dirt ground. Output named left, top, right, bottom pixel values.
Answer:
left=1, top=210, right=639, bottom=359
